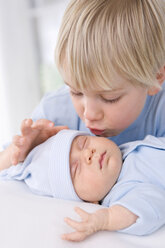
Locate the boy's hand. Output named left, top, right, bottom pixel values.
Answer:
left=61, top=207, right=109, bottom=242
left=11, top=119, right=68, bottom=165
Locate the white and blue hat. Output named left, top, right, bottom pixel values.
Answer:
left=0, top=129, right=89, bottom=202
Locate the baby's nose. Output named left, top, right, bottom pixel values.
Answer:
left=84, top=148, right=96, bottom=164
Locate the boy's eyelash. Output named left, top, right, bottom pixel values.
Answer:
left=70, top=90, right=121, bottom=103
left=101, top=97, right=121, bottom=103
left=70, top=91, right=83, bottom=97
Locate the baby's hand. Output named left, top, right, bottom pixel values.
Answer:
left=61, top=207, right=108, bottom=242
left=11, top=119, right=68, bottom=165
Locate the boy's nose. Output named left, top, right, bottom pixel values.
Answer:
left=83, top=97, right=103, bottom=122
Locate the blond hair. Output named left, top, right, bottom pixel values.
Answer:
left=55, top=0, right=165, bottom=91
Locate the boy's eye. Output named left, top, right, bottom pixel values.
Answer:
left=70, top=90, right=83, bottom=97
left=101, top=96, right=121, bottom=103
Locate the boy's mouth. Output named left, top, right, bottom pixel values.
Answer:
left=99, top=151, right=107, bottom=169
left=89, top=128, right=104, bottom=136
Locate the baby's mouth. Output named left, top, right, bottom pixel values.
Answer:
left=99, top=151, right=107, bottom=169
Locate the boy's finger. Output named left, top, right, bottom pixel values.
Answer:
left=31, top=119, right=54, bottom=129
left=21, top=119, right=33, bottom=134
left=21, top=118, right=33, bottom=127
left=13, top=136, right=26, bottom=147
left=54, top=126, right=68, bottom=132
left=41, top=126, right=68, bottom=137
left=11, top=149, right=20, bottom=165
left=12, top=135, right=24, bottom=146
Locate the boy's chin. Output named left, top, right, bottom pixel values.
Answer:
left=100, top=129, right=122, bottom=137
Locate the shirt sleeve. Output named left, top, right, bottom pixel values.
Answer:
left=154, top=83, right=165, bottom=137
left=31, top=86, right=80, bottom=129
left=110, top=183, right=165, bottom=235
left=0, top=145, right=52, bottom=197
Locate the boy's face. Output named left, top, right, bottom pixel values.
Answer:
left=69, top=135, right=122, bottom=202
left=64, top=71, right=149, bottom=137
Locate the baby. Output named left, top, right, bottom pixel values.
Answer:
left=0, top=129, right=165, bottom=241
left=0, top=129, right=122, bottom=202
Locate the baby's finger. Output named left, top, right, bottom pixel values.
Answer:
left=74, top=207, right=89, bottom=220
left=61, top=231, right=86, bottom=242
left=64, top=217, right=87, bottom=232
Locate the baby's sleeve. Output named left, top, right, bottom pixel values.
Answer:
left=110, top=183, right=165, bottom=236
left=0, top=161, right=30, bottom=181
left=0, top=146, right=52, bottom=197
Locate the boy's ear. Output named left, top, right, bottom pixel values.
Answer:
left=148, top=65, right=165, bottom=96
left=156, top=65, right=165, bottom=84
left=148, top=86, right=161, bottom=96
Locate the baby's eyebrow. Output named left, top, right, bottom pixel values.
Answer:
left=77, top=136, right=88, bottom=150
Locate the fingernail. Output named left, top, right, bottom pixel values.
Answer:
left=25, top=119, right=29, bottom=124
left=49, top=123, right=54, bottom=127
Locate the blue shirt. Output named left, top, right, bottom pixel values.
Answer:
left=31, top=82, right=165, bottom=145
left=102, top=135, right=165, bottom=236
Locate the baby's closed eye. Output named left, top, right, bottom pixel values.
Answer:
left=70, top=160, right=79, bottom=179
left=77, top=136, right=88, bottom=150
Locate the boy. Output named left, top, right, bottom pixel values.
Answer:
left=4, top=0, right=165, bottom=165
left=1, top=129, right=165, bottom=242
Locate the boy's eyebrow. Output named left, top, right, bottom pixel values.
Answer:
left=65, top=82, right=77, bottom=91
left=64, top=81, right=125, bottom=94
left=65, top=82, right=82, bottom=92
left=64, top=82, right=71, bottom=87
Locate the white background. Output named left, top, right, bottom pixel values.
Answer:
left=0, top=0, right=69, bottom=148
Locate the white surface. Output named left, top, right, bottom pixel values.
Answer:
left=0, top=180, right=165, bottom=248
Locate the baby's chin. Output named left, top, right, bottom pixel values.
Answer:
left=81, top=199, right=99, bottom=204
left=78, top=191, right=108, bottom=204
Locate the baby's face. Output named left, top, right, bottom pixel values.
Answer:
left=69, top=135, right=122, bottom=203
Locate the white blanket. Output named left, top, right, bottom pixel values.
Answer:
left=0, top=180, right=165, bottom=248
